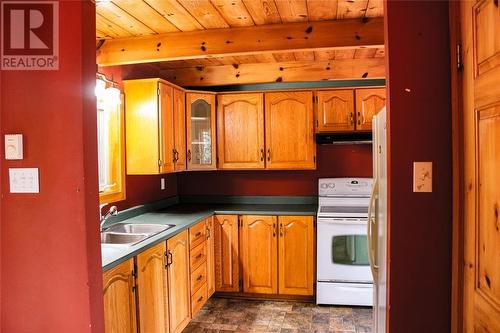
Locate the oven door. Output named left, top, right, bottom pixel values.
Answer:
left=317, top=217, right=373, bottom=283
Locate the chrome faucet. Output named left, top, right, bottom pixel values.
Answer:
left=100, top=204, right=118, bottom=231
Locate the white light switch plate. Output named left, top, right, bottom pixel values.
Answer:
left=9, top=168, right=39, bottom=193
left=5, top=134, right=23, bottom=160
left=413, top=162, right=432, bottom=192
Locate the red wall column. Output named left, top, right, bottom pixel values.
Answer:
left=385, top=1, right=452, bottom=332
left=1, top=1, right=103, bottom=332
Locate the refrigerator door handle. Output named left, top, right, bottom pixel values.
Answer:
left=367, top=179, right=378, bottom=278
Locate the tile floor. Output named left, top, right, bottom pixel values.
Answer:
left=182, top=297, right=373, bottom=333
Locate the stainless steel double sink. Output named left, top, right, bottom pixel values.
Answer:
left=101, top=223, right=175, bottom=246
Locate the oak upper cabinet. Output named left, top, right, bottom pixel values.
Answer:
left=264, top=91, right=316, bottom=170
left=240, top=215, right=278, bottom=294
left=355, top=88, right=386, bottom=131
left=173, top=88, right=187, bottom=171
left=217, top=93, right=265, bottom=169
left=103, top=259, right=137, bottom=333
left=278, top=216, right=315, bottom=296
left=315, top=90, right=355, bottom=132
left=166, top=230, right=191, bottom=333
left=205, top=217, right=216, bottom=297
left=214, top=215, right=240, bottom=292
left=186, top=93, right=216, bottom=170
left=124, top=79, right=176, bottom=174
left=136, top=242, right=169, bottom=333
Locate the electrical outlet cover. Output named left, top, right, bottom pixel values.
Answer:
left=413, top=162, right=432, bottom=193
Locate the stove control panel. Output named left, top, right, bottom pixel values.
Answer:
left=319, top=178, right=373, bottom=197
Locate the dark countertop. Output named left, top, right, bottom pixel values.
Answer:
left=101, top=203, right=317, bottom=271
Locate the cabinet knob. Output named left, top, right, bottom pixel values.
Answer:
left=187, top=149, right=192, bottom=162
left=260, top=148, right=264, bottom=161
left=267, top=149, right=271, bottom=162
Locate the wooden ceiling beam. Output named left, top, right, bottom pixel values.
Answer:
left=159, top=58, right=385, bottom=87
left=97, top=18, right=384, bottom=66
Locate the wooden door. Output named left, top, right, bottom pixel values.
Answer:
left=240, top=215, right=278, bottom=294
left=278, top=216, right=315, bottom=296
left=460, top=1, right=500, bottom=332
left=205, top=217, right=216, bottom=297
left=103, top=259, right=137, bottom=333
left=265, top=91, right=316, bottom=169
left=316, top=90, right=355, bottom=132
left=217, top=93, right=265, bottom=169
left=136, top=242, right=169, bottom=333
left=159, top=82, right=175, bottom=173
left=355, top=88, right=386, bottom=131
left=173, top=88, right=186, bottom=172
left=186, top=93, right=217, bottom=170
left=214, top=215, right=240, bottom=292
left=166, top=230, right=191, bottom=333
left=124, top=79, right=161, bottom=175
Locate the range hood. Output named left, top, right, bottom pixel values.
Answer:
left=316, top=132, right=372, bottom=145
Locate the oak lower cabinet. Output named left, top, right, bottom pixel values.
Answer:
left=215, top=214, right=315, bottom=297
left=166, top=230, right=192, bottom=333
left=217, top=93, right=265, bottom=169
left=354, top=88, right=386, bottom=131
left=186, top=93, right=217, bottom=170
left=278, top=216, right=315, bottom=296
left=103, top=259, right=137, bottom=333
left=189, top=220, right=209, bottom=317
left=136, top=242, right=169, bottom=333
left=214, top=215, right=240, bottom=292
left=240, top=215, right=278, bottom=294
left=205, top=217, right=216, bottom=297
left=264, top=91, right=316, bottom=170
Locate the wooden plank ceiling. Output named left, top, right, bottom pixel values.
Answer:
left=96, top=0, right=385, bottom=86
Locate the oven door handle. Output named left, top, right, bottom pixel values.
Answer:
left=367, top=179, right=379, bottom=278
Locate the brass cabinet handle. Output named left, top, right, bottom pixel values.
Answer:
left=172, top=149, right=177, bottom=162
left=206, top=227, right=210, bottom=239
left=197, top=296, right=203, bottom=303
left=350, top=112, right=354, bottom=125
left=187, top=149, right=192, bottom=162
left=357, top=111, right=361, bottom=125
left=195, top=231, right=202, bottom=237
left=197, top=274, right=204, bottom=281
left=165, top=251, right=173, bottom=269
left=195, top=253, right=203, bottom=259
left=279, top=223, right=283, bottom=237
left=267, top=149, right=271, bottom=162
left=260, top=148, right=264, bottom=161
left=273, top=223, right=276, bottom=237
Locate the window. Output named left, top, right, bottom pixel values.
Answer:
left=96, top=78, right=125, bottom=203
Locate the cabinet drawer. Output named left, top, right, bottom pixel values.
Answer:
left=190, top=242, right=207, bottom=271
left=190, top=262, right=207, bottom=295
left=189, top=221, right=207, bottom=249
left=191, top=283, right=208, bottom=317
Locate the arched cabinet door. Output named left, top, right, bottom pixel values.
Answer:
left=103, top=259, right=137, bottom=333
left=265, top=91, right=316, bottom=170
left=355, top=88, right=386, bottom=131
left=217, top=93, right=265, bottom=169
left=278, top=216, right=315, bottom=296
left=316, top=90, right=355, bottom=132
left=240, top=215, right=278, bottom=294
left=214, top=215, right=240, bottom=292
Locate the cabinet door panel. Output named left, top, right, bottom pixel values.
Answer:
left=214, top=215, right=240, bottom=292
left=136, top=242, right=169, bottom=333
left=355, top=88, right=386, bottom=131
left=186, top=93, right=216, bottom=170
left=206, top=217, right=216, bottom=297
left=173, top=88, right=187, bottom=171
left=241, top=215, right=278, bottom=294
left=167, top=230, right=191, bottom=333
left=265, top=91, right=316, bottom=169
left=217, top=93, right=265, bottom=169
left=124, top=80, right=160, bottom=174
left=159, top=82, right=175, bottom=173
left=316, top=90, right=355, bottom=132
left=103, top=259, right=137, bottom=333
left=278, top=216, right=315, bottom=296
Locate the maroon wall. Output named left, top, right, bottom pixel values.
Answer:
left=1, top=1, right=103, bottom=332
left=179, top=145, right=372, bottom=196
left=385, top=1, right=452, bottom=332
left=99, top=65, right=178, bottom=210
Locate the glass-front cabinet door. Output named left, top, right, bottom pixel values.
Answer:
left=186, top=93, right=216, bottom=170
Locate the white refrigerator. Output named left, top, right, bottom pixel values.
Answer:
left=369, top=107, right=387, bottom=333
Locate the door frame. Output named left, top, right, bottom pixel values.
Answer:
left=449, top=1, right=464, bottom=332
